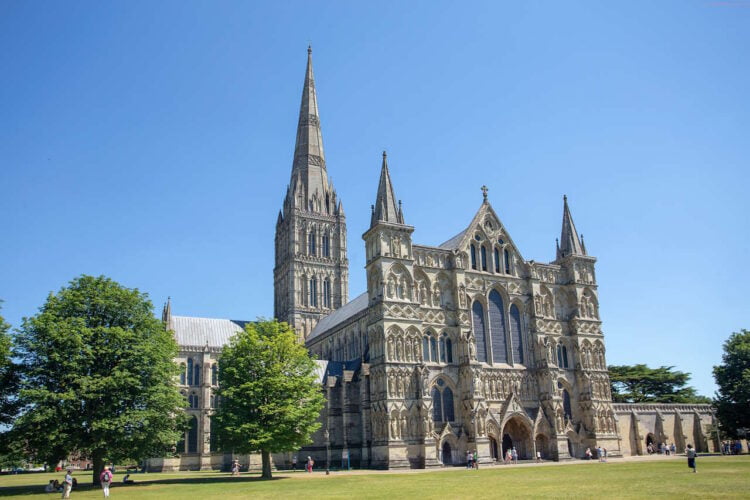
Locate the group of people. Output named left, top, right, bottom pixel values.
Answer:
left=646, top=442, right=676, bottom=455
left=503, top=447, right=519, bottom=464
left=721, top=440, right=744, bottom=455
left=465, top=450, right=479, bottom=469
left=44, top=466, right=134, bottom=498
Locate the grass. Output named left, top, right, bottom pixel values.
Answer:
left=0, top=455, right=748, bottom=499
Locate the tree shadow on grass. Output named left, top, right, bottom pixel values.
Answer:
left=0, top=475, right=288, bottom=497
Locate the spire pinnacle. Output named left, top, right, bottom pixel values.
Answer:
left=558, top=195, right=585, bottom=259
left=289, top=46, right=330, bottom=212
left=371, top=151, right=404, bottom=227
left=162, top=296, right=172, bottom=327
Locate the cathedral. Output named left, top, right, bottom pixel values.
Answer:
left=148, top=48, right=716, bottom=471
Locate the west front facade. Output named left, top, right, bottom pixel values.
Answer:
left=149, top=49, right=716, bottom=471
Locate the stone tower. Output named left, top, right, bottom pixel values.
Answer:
left=274, top=47, right=349, bottom=340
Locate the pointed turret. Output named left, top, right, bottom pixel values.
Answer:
left=558, top=195, right=585, bottom=258
left=371, top=151, right=404, bottom=227
left=162, top=296, right=172, bottom=329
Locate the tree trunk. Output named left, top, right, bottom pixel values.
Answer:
left=261, top=450, right=272, bottom=479
left=92, top=450, right=105, bottom=486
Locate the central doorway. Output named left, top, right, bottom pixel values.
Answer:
left=442, top=442, right=452, bottom=465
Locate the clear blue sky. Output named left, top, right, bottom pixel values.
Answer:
left=1, top=1, right=748, bottom=397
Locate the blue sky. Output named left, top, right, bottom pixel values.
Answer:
left=1, top=1, right=748, bottom=397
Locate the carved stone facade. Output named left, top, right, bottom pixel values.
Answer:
left=153, top=49, right=716, bottom=471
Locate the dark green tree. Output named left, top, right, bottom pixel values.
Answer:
left=213, top=319, right=325, bottom=479
left=0, top=305, right=22, bottom=466
left=713, top=329, right=750, bottom=438
left=0, top=305, right=19, bottom=426
left=609, top=364, right=711, bottom=404
left=12, top=275, right=187, bottom=484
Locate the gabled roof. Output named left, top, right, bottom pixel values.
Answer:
left=436, top=199, right=525, bottom=262
left=171, top=315, right=250, bottom=348
left=307, top=292, right=368, bottom=342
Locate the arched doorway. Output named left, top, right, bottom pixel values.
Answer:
left=535, top=434, right=550, bottom=460
left=441, top=441, right=453, bottom=465
left=501, top=416, right=533, bottom=459
left=646, top=433, right=655, bottom=453
left=489, top=437, right=499, bottom=461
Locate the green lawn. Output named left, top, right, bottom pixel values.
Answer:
left=1, top=456, right=748, bottom=499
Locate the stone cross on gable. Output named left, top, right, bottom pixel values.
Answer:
left=481, top=185, right=488, bottom=201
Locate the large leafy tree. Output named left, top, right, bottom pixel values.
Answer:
left=12, top=275, right=186, bottom=484
left=713, top=329, right=750, bottom=438
left=213, top=319, right=324, bottom=479
left=609, top=364, right=711, bottom=404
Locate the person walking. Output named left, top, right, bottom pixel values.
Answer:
left=511, top=447, right=518, bottom=464
left=292, top=455, right=297, bottom=471
left=100, top=466, right=113, bottom=498
left=504, top=449, right=512, bottom=465
left=686, top=444, right=697, bottom=473
left=62, top=470, right=73, bottom=499
left=466, top=450, right=472, bottom=469
left=473, top=450, right=479, bottom=469
left=536, top=450, right=542, bottom=463
left=306, top=456, right=314, bottom=473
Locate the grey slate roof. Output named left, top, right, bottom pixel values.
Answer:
left=307, top=292, right=368, bottom=341
left=438, top=228, right=467, bottom=250
left=171, top=315, right=250, bottom=348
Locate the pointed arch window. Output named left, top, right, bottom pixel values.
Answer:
left=440, top=333, right=453, bottom=364
left=488, top=290, right=508, bottom=364
left=422, top=336, right=430, bottom=362
left=430, top=336, right=438, bottom=363
left=470, top=245, right=477, bottom=270
left=432, top=380, right=455, bottom=422
left=480, top=246, right=488, bottom=271
left=471, top=301, right=488, bottom=363
left=494, top=248, right=500, bottom=273
left=309, top=277, right=318, bottom=307
left=323, top=278, right=331, bottom=308
left=179, top=363, right=186, bottom=385
left=194, top=363, right=201, bottom=386
left=432, top=387, right=442, bottom=421
left=211, top=364, right=218, bottom=386
left=187, top=358, right=194, bottom=386
left=509, top=304, right=524, bottom=364
left=557, top=344, right=569, bottom=369
left=562, top=387, right=572, bottom=420
left=308, top=230, right=316, bottom=256
left=504, top=249, right=511, bottom=274
left=322, top=233, right=330, bottom=257
left=187, top=416, right=198, bottom=453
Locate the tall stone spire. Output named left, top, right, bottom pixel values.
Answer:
left=275, top=47, right=348, bottom=341
left=371, top=151, right=404, bottom=227
left=558, top=195, right=585, bottom=258
left=289, top=45, right=331, bottom=211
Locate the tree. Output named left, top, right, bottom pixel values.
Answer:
left=12, top=275, right=187, bottom=484
left=713, top=329, right=750, bottom=438
left=0, top=305, right=21, bottom=465
left=0, top=305, right=19, bottom=426
left=608, top=364, right=711, bottom=404
left=213, top=319, right=325, bottom=479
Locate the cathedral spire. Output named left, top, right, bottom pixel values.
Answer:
left=558, top=195, right=585, bottom=258
left=290, top=45, right=329, bottom=209
left=371, top=151, right=404, bottom=227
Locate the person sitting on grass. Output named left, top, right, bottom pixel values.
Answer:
left=44, top=480, right=56, bottom=492
left=123, top=474, right=135, bottom=484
